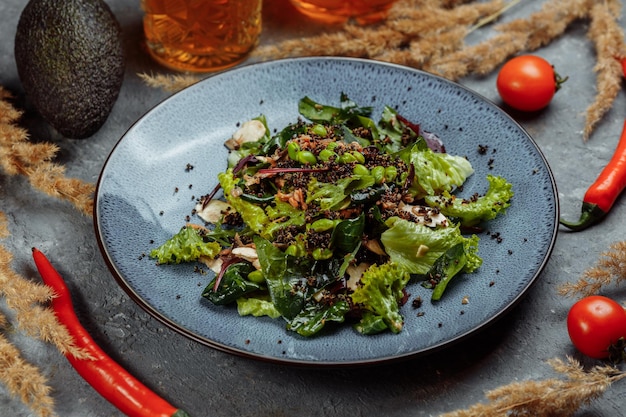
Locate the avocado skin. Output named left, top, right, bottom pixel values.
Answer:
left=14, top=0, right=125, bottom=139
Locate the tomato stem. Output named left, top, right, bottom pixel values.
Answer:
left=554, top=70, right=568, bottom=92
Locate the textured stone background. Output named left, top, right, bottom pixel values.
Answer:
left=1, top=0, right=625, bottom=416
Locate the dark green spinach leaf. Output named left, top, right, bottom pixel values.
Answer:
left=202, top=262, right=260, bottom=305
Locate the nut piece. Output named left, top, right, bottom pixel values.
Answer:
left=231, top=246, right=261, bottom=270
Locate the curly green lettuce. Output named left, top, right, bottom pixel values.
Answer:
left=263, top=198, right=306, bottom=239
left=425, top=175, right=514, bottom=227
left=351, top=262, right=410, bottom=333
left=218, top=168, right=269, bottom=234
left=407, top=145, right=475, bottom=199
left=150, top=226, right=221, bottom=264
left=237, top=296, right=282, bottom=319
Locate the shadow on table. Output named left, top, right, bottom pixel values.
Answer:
left=238, top=298, right=526, bottom=402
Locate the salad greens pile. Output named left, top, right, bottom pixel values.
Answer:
left=150, top=95, right=514, bottom=337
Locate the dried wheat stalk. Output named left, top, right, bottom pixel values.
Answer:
left=559, top=241, right=626, bottom=297
left=0, top=244, right=92, bottom=358
left=0, top=87, right=94, bottom=215
left=253, top=0, right=508, bottom=63
left=0, top=225, right=93, bottom=416
left=137, top=72, right=200, bottom=93
left=0, top=334, right=56, bottom=417
left=583, top=0, right=626, bottom=140
left=0, top=85, right=99, bottom=415
left=440, top=356, right=626, bottom=417
left=428, top=0, right=592, bottom=79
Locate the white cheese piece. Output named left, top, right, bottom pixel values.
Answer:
left=194, top=199, right=231, bottom=224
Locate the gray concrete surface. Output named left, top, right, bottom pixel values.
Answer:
left=1, top=0, right=625, bottom=416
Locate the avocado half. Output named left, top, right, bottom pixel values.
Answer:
left=14, top=0, right=126, bottom=139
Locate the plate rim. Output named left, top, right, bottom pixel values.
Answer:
left=93, top=56, right=560, bottom=367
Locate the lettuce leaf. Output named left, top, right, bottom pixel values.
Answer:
left=408, top=145, right=474, bottom=199
left=237, top=295, right=282, bottom=319
left=353, top=311, right=389, bottom=335
left=380, top=217, right=481, bottom=275
left=425, top=175, right=514, bottom=227
left=418, top=243, right=468, bottom=301
left=351, top=262, right=410, bottom=333
left=263, top=198, right=306, bottom=239
left=150, top=226, right=221, bottom=264
left=377, top=106, right=413, bottom=153
left=307, top=175, right=375, bottom=211
left=298, top=95, right=373, bottom=125
left=330, top=214, right=365, bottom=254
left=218, top=168, right=269, bottom=234
left=254, top=236, right=309, bottom=320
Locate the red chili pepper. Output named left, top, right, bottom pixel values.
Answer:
left=31, top=247, right=191, bottom=417
left=560, top=118, right=626, bottom=231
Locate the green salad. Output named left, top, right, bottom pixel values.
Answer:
left=150, top=95, right=514, bottom=337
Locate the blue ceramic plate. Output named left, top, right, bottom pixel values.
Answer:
left=94, top=57, right=558, bottom=366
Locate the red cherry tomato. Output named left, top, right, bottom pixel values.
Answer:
left=567, top=295, right=626, bottom=359
left=496, top=55, right=563, bottom=112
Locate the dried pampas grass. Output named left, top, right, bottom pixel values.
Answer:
left=440, top=356, right=626, bottom=417
left=137, top=72, right=200, bottom=93
left=0, top=334, right=55, bottom=417
left=583, top=0, right=626, bottom=140
left=1, top=87, right=97, bottom=415
left=253, top=0, right=510, bottom=68
left=1, top=225, right=90, bottom=417
left=0, top=87, right=94, bottom=215
left=559, top=241, right=626, bottom=297
left=139, top=0, right=626, bottom=140
left=0, top=228, right=92, bottom=417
